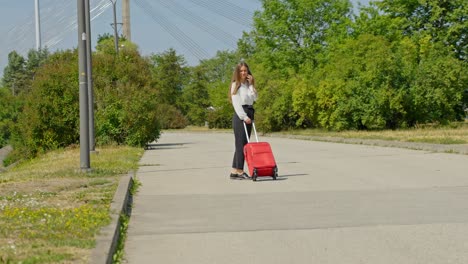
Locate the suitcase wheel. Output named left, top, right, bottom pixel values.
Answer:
left=273, top=166, right=278, bottom=180
left=253, top=169, right=258, bottom=182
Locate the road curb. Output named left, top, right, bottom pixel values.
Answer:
left=264, top=134, right=468, bottom=155
left=90, top=171, right=134, bottom=264
left=163, top=130, right=468, bottom=155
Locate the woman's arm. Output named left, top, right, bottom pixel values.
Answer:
left=247, top=75, right=257, bottom=101
left=231, top=83, right=249, bottom=121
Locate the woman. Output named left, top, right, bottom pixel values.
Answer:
left=229, top=61, right=258, bottom=180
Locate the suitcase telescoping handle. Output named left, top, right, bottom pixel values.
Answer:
left=243, top=121, right=259, bottom=143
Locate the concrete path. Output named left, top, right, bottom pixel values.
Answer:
left=124, top=132, right=468, bottom=264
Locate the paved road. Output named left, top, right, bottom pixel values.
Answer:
left=124, top=132, right=468, bottom=264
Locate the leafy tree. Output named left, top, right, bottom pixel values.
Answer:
left=242, top=0, right=353, bottom=74
left=2, top=49, right=49, bottom=96
left=93, top=42, right=162, bottom=146
left=96, top=33, right=138, bottom=55
left=2, top=51, right=28, bottom=95
left=353, top=3, right=406, bottom=43
left=0, top=49, right=48, bottom=150
left=242, top=0, right=468, bottom=131
left=181, top=66, right=210, bottom=126
left=295, top=34, right=406, bottom=130
left=25, top=48, right=49, bottom=76
left=291, top=77, right=319, bottom=128
left=198, top=50, right=240, bottom=128
left=150, top=48, right=188, bottom=107
left=200, top=50, right=239, bottom=84
left=0, top=87, right=22, bottom=148
left=407, top=42, right=468, bottom=124
left=255, top=76, right=297, bottom=132
left=235, top=0, right=356, bottom=131
left=376, top=0, right=468, bottom=60
left=148, top=48, right=189, bottom=128
left=8, top=41, right=163, bottom=162
left=10, top=50, right=80, bottom=159
left=293, top=32, right=467, bottom=130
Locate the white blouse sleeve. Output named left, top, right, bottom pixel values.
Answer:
left=231, top=83, right=248, bottom=121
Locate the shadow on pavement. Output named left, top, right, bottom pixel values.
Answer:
left=252, top=173, right=309, bottom=182
left=145, top=142, right=192, bottom=150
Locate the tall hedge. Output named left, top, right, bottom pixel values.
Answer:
left=9, top=43, right=163, bottom=162
left=92, top=40, right=161, bottom=146
left=11, top=51, right=79, bottom=158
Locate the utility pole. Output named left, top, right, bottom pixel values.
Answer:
left=34, top=0, right=41, bottom=50
left=110, top=0, right=119, bottom=55
left=122, top=0, right=131, bottom=41
left=84, top=0, right=95, bottom=151
left=77, top=0, right=90, bottom=171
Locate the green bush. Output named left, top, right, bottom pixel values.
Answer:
left=155, top=104, right=189, bottom=129
left=93, top=45, right=161, bottom=147
left=8, top=43, right=164, bottom=162
left=407, top=42, right=468, bottom=124
left=11, top=50, right=80, bottom=158
left=0, top=87, right=22, bottom=148
left=207, top=104, right=231, bottom=129
left=181, top=67, right=210, bottom=126
left=294, top=34, right=407, bottom=130
left=255, top=79, right=296, bottom=132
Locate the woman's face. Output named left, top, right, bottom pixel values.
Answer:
left=240, top=66, right=249, bottom=81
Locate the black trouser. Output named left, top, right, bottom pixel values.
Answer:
left=232, top=105, right=254, bottom=170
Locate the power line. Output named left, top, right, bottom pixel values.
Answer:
left=155, top=0, right=238, bottom=48
left=186, top=0, right=254, bottom=27
left=134, top=0, right=210, bottom=60
left=0, top=0, right=260, bottom=68
left=42, top=0, right=111, bottom=49
left=1, top=0, right=111, bottom=55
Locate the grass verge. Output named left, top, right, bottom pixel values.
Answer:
left=180, top=121, right=468, bottom=145
left=272, top=121, right=468, bottom=145
left=0, top=145, right=143, bottom=263
left=112, top=177, right=141, bottom=264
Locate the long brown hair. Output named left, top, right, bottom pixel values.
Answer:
left=228, top=62, right=251, bottom=101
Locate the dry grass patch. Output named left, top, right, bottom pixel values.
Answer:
left=178, top=121, right=468, bottom=144
left=273, top=121, right=468, bottom=144
left=0, top=145, right=143, bottom=263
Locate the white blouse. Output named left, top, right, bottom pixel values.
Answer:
left=231, top=82, right=257, bottom=121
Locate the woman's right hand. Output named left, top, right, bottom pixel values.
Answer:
left=244, top=117, right=252, bottom=124
left=247, top=75, right=255, bottom=85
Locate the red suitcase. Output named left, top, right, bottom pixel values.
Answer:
left=243, top=122, right=278, bottom=181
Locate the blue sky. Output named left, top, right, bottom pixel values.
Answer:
left=0, top=0, right=369, bottom=75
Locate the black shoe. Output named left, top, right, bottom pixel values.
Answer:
left=237, top=172, right=252, bottom=180
left=230, top=173, right=241, bottom=180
